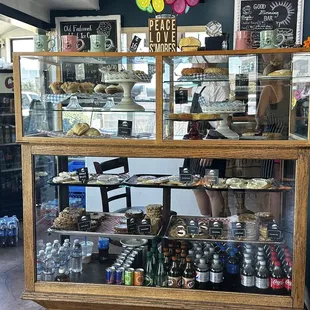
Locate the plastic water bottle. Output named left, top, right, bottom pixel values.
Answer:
left=37, top=239, right=45, bottom=252
left=45, top=246, right=52, bottom=255
left=6, top=221, right=17, bottom=246
left=43, top=254, right=56, bottom=281
left=51, top=249, right=61, bottom=269
left=63, top=242, right=71, bottom=273
left=0, top=218, right=7, bottom=247
left=58, top=246, right=67, bottom=268
left=52, top=240, right=60, bottom=252
left=37, top=250, right=45, bottom=281
left=12, top=215, right=19, bottom=243
left=71, top=239, right=83, bottom=273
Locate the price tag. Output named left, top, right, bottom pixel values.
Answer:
left=175, top=89, right=188, bottom=104
left=179, top=167, right=193, bottom=183
left=209, top=221, right=223, bottom=237
left=77, top=167, right=89, bottom=183
left=138, top=218, right=152, bottom=234
left=267, top=223, right=282, bottom=240
left=205, top=169, right=219, bottom=186
left=117, top=120, right=133, bottom=137
left=186, top=219, right=199, bottom=235
left=127, top=217, right=137, bottom=234
left=77, top=215, right=91, bottom=231
left=232, top=222, right=246, bottom=238
left=129, top=35, right=142, bottom=52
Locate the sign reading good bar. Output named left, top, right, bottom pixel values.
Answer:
left=148, top=18, right=177, bottom=52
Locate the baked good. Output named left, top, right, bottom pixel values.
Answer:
left=53, top=207, right=85, bottom=230
left=49, top=82, right=64, bottom=94
left=97, top=174, right=119, bottom=185
left=179, top=37, right=201, bottom=50
left=94, top=84, right=107, bottom=93
left=116, top=85, right=124, bottom=92
left=105, top=85, right=119, bottom=94
left=114, top=224, right=128, bottom=234
left=84, top=128, right=101, bottom=137
left=146, top=204, right=162, bottom=217
left=72, top=123, right=90, bottom=136
left=137, top=175, right=157, bottom=183
left=80, top=82, right=94, bottom=94
left=262, top=132, right=282, bottom=140
left=103, top=70, right=151, bottom=83
left=66, top=129, right=76, bottom=136
left=61, top=82, right=80, bottom=94
left=192, top=113, right=220, bottom=120
left=181, top=67, right=204, bottom=76
left=204, top=67, right=228, bottom=75
left=268, top=69, right=292, bottom=77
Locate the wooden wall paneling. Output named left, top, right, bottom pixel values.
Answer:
left=292, top=150, right=310, bottom=308
left=22, top=144, right=36, bottom=291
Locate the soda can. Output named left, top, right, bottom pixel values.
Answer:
left=105, top=267, right=115, bottom=284
left=133, top=249, right=142, bottom=267
left=123, top=249, right=131, bottom=256
left=112, top=263, right=122, bottom=269
left=115, top=268, right=125, bottom=285
left=126, top=247, right=134, bottom=252
left=125, top=268, right=134, bottom=286
left=122, top=263, right=131, bottom=269
left=119, top=253, right=128, bottom=259
left=134, top=268, right=144, bottom=286
left=116, top=258, right=124, bottom=264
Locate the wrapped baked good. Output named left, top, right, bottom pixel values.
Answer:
left=80, top=82, right=94, bottom=94
left=49, top=82, right=64, bottom=94
left=238, top=213, right=258, bottom=241
left=204, top=67, right=228, bottom=75
left=181, top=68, right=204, bottom=76
left=146, top=204, right=162, bottom=218
left=94, top=84, right=107, bottom=93
left=61, top=82, right=80, bottom=94
left=72, top=123, right=90, bottom=136
left=125, top=209, right=144, bottom=220
left=84, top=128, right=101, bottom=137
left=179, top=37, right=201, bottom=51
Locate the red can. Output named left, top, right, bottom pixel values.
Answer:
left=134, top=268, right=144, bottom=286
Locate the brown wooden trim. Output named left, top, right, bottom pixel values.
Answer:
left=13, top=54, right=23, bottom=142
left=31, top=283, right=293, bottom=309
left=22, top=144, right=35, bottom=291
left=156, top=55, right=163, bottom=144
left=292, top=150, right=309, bottom=308
left=29, top=144, right=300, bottom=159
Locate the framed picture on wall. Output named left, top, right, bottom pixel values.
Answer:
left=234, top=0, right=304, bottom=48
left=55, top=15, right=121, bottom=52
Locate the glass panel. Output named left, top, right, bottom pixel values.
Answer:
left=20, top=55, right=156, bottom=140
left=34, top=155, right=294, bottom=296
left=163, top=52, right=308, bottom=141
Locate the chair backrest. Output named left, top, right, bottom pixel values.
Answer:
left=93, top=157, right=132, bottom=212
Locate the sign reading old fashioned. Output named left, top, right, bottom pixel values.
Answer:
left=148, top=18, right=177, bottom=52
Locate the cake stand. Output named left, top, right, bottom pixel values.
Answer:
left=110, top=80, right=145, bottom=112
left=215, top=112, right=240, bottom=139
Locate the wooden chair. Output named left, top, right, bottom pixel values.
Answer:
left=93, top=157, right=134, bottom=213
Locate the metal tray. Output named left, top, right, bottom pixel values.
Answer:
left=123, top=174, right=200, bottom=189
left=163, top=215, right=283, bottom=244
left=47, top=212, right=163, bottom=240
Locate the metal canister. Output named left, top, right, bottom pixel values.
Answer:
left=105, top=267, right=115, bottom=284
left=134, top=268, right=144, bottom=286
left=115, top=267, right=125, bottom=285
left=125, top=268, right=134, bottom=286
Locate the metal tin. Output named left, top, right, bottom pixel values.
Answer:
left=134, top=268, right=144, bottom=286
left=125, top=268, right=134, bottom=286
left=115, top=268, right=125, bottom=285
left=105, top=267, right=115, bottom=284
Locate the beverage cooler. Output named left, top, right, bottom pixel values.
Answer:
left=13, top=50, right=310, bottom=310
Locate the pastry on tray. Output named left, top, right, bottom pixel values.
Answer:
left=80, top=82, right=94, bottom=94
left=137, top=175, right=157, bottom=183
left=61, top=82, right=80, bottom=94
left=94, top=84, right=107, bottom=93
left=204, top=67, right=228, bottom=76
left=125, top=209, right=144, bottom=219
left=114, top=223, right=128, bottom=234
left=53, top=207, right=85, bottom=230
left=72, top=123, right=90, bottom=136
left=181, top=67, right=204, bottom=76
left=84, top=128, right=101, bottom=137
left=105, top=85, right=120, bottom=94
left=49, top=82, right=64, bottom=94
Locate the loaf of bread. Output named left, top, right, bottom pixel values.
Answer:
left=84, top=128, right=101, bottom=137
left=72, top=123, right=90, bottom=136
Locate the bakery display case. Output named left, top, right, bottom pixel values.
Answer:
left=15, top=50, right=310, bottom=310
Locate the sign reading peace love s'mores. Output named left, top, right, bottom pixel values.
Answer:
left=148, top=18, right=177, bottom=52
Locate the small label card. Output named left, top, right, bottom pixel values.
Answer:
left=77, top=167, right=89, bottom=183
left=179, top=167, right=193, bottom=183
left=117, top=120, right=133, bottom=137
left=175, top=89, right=188, bottom=104
left=267, top=223, right=282, bottom=241
left=186, top=219, right=199, bottom=235
left=77, top=214, right=91, bottom=231
left=127, top=217, right=137, bottom=234
left=232, top=222, right=246, bottom=238
left=209, top=221, right=223, bottom=237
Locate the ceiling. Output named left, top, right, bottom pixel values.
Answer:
left=0, top=20, right=17, bottom=36
left=31, top=0, right=100, bottom=10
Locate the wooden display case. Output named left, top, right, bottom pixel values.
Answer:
left=13, top=50, right=310, bottom=310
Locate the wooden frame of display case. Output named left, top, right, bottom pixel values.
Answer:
left=14, top=50, right=310, bottom=310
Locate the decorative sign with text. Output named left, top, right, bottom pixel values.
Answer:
left=148, top=18, right=177, bottom=52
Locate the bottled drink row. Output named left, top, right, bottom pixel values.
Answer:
left=106, top=240, right=292, bottom=295
left=0, top=215, right=19, bottom=247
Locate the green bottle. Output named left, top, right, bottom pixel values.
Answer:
left=145, top=251, right=154, bottom=286
left=156, top=253, right=167, bottom=287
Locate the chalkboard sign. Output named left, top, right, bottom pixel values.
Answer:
left=56, top=15, right=121, bottom=82
left=234, top=0, right=304, bottom=48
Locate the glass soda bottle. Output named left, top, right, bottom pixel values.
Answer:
left=195, top=258, right=210, bottom=290
left=240, top=258, right=255, bottom=293
left=255, top=260, right=269, bottom=293
left=156, top=254, right=167, bottom=287
left=145, top=251, right=154, bottom=287
left=210, top=258, right=223, bottom=290
left=270, top=261, right=285, bottom=295
left=182, top=258, right=195, bottom=289
left=284, top=262, right=292, bottom=295
left=55, top=267, right=70, bottom=282
left=167, top=256, right=182, bottom=288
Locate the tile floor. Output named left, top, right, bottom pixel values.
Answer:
left=0, top=239, right=43, bottom=310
